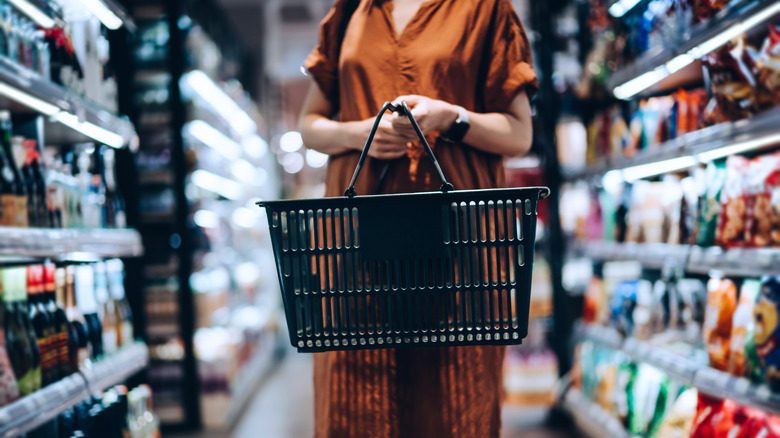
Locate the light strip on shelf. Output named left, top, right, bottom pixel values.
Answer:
left=614, top=1, right=780, bottom=100
left=184, top=120, right=242, bottom=160
left=191, top=170, right=243, bottom=200
left=620, top=155, right=698, bottom=181
left=180, top=70, right=257, bottom=137
left=75, top=0, right=123, bottom=29
left=608, top=0, right=642, bottom=18
left=55, top=113, right=125, bottom=148
left=0, top=83, right=60, bottom=115
left=7, top=0, right=56, bottom=28
left=697, top=132, right=780, bottom=162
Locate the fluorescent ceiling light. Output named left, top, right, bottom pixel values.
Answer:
left=55, top=112, right=125, bottom=148
left=614, top=2, right=780, bottom=100
left=0, top=83, right=60, bottom=115
left=8, top=0, right=56, bottom=28
left=75, top=0, right=123, bottom=29
left=180, top=70, right=257, bottom=137
left=185, top=120, right=241, bottom=160
left=194, top=209, right=220, bottom=229
left=608, top=0, right=642, bottom=18
left=279, top=131, right=303, bottom=153
left=191, top=170, right=243, bottom=200
left=696, top=133, right=780, bottom=162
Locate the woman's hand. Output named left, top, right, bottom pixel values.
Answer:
left=391, top=95, right=458, bottom=140
left=348, top=115, right=408, bottom=160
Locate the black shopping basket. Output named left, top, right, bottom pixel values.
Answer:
left=259, top=101, right=549, bottom=352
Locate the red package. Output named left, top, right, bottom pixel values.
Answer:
left=749, top=414, right=780, bottom=438
left=690, top=393, right=725, bottom=438
left=716, top=156, right=750, bottom=248
left=704, top=42, right=758, bottom=122
left=745, top=153, right=780, bottom=247
left=704, top=277, right=738, bottom=370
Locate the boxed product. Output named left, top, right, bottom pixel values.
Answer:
left=716, top=156, right=749, bottom=247
left=703, top=276, right=737, bottom=371
left=753, top=276, right=780, bottom=390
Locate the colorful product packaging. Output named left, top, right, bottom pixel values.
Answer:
left=695, top=161, right=726, bottom=247
left=716, top=156, right=749, bottom=248
left=729, top=279, right=761, bottom=377
left=703, top=41, right=758, bottom=122
left=756, top=25, right=780, bottom=111
left=703, top=276, right=738, bottom=371
left=754, top=276, right=780, bottom=391
left=744, top=153, right=780, bottom=247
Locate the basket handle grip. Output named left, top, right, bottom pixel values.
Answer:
left=344, top=100, right=455, bottom=197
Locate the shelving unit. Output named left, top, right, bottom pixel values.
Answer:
left=0, top=228, right=143, bottom=260
left=571, top=240, right=780, bottom=277
left=562, top=388, right=631, bottom=438
left=0, top=343, right=149, bottom=438
left=581, top=324, right=780, bottom=416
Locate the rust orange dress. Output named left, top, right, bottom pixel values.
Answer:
left=304, top=0, right=538, bottom=436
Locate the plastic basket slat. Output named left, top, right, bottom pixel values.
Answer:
left=260, top=187, right=547, bottom=352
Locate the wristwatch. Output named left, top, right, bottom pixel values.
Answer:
left=442, top=105, right=470, bottom=142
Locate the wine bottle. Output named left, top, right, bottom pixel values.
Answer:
left=45, top=264, right=70, bottom=381
left=64, top=266, right=89, bottom=369
left=75, top=265, right=102, bottom=359
left=22, top=139, right=48, bottom=227
left=0, top=268, right=19, bottom=406
left=16, top=268, right=41, bottom=391
left=8, top=136, right=28, bottom=226
left=0, top=111, right=18, bottom=226
left=94, top=262, right=117, bottom=355
left=28, top=265, right=56, bottom=386
left=107, top=259, right=132, bottom=347
left=4, top=268, right=38, bottom=395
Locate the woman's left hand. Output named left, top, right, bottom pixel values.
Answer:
left=391, top=95, right=458, bottom=141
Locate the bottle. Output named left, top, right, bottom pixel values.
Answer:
left=107, top=260, right=132, bottom=347
left=102, top=147, right=125, bottom=228
left=0, top=111, right=18, bottom=226
left=16, top=268, right=41, bottom=392
left=4, top=268, right=39, bottom=395
left=47, top=265, right=70, bottom=379
left=64, top=266, right=89, bottom=369
left=94, top=262, right=117, bottom=355
left=28, top=265, right=56, bottom=386
left=0, top=269, right=19, bottom=406
left=76, top=265, right=102, bottom=359
left=8, top=136, right=28, bottom=226
left=139, top=385, right=161, bottom=438
left=22, top=139, right=48, bottom=228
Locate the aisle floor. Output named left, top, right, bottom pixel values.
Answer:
left=171, top=351, right=574, bottom=438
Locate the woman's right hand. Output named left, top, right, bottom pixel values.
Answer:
left=349, top=114, right=408, bottom=160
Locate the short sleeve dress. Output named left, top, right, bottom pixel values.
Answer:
left=303, top=1, right=538, bottom=436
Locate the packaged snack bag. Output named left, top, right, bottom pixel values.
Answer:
left=716, top=155, right=749, bottom=248
left=661, top=175, right=684, bottom=245
left=729, top=279, right=761, bottom=376
left=609, top=107, right=631, bottom=160
left=679, top=278, right=708, bottom=345
left=656, top=388, right=698, bottom=438
left=612, top=280, right=648, bottom=336
left=703, top=41, right=758, bottom=121
left=695, top=162, right=727, bottom=247
left=680, top=176, right=698, bottom=245
left=756, top=25, right=780, bottom=111
left=745, top=153, right=780, bottom=247
left=704, top=276, right=738, bottom=370
left=628, top=365, right=669, bottom=436
left=627, top=110, right=644, bottom=157
left=748, top=414, right=780, bottom=438
left=754, top=276, right=780, bottom=391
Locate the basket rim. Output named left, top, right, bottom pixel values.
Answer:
left=257, top=186, right=550, bottom=208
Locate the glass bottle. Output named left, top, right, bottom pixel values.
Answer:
left=94, top=262, right=117, bottom=355
left=107, top=259, right=132, bottom=347
left=76, top=265, right=102, bottom=359
left=102, top=147, right=125, bottom=228
left=64, top=266, right=89, bottom=369
left=9, top=136, right=28, bottom=226
left=28, top=265, right=55, bottom=386
left=45, top=264, right=70, bottom=380
left=0, top=111, right=18, bottom=226
left=0, top=268, right=19, bottom=406
left=16, top=268, right=41, bottom=392
left=4, top=268, right=38, bottom=395
left=22, top=139, right=48, bottom=227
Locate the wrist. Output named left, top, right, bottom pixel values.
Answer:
left=441, top=104, right=470, bottom=142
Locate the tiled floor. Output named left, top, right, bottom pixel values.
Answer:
left=170, top=350, right=575, bottom=438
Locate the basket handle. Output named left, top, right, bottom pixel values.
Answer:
left=344, top=100, right=455, bottom=197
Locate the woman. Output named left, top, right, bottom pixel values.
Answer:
left=298, top=0, right=538, bottom=436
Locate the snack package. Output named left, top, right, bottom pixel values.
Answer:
left=703, top=276, right=738, bottom=371
left=661, top=175, right=684, bottom=245
left=716, top=156, right=749, bottom=248
left=627, top=110, right=644, bottom=157
left=729, top=279, right=761, bottom=376
left=749, top=414, right=780, bottom=438
left=703, top=41, right=758, bottom=122
left=695, top=162, right=727, bottom=247
left=583, top=275, right=605, bottom=324
left=656, top=388, right=698, bottom=438
left=614, top=361, right=637, bottom=427
left=680, top=176, right=698, bottom=245
left=756, top=25, right=780, bottom=111
left=609, top=107, right=631, bottom=160
left=678, top=279, right=708, bottom=345
left=689, top=393, right=724, bottom=438
left=745, top=153, right=780, bottom=247
left=628, top=364, right=669, bottom=436
left=613, top=280, right=651, bottom=336
left=754, top=276, right=780, bottom=391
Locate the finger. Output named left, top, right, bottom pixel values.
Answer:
left=392, top=95, right=423, bottom=107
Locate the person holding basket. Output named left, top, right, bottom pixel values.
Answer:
left=298, top=0, right=538, bottom=436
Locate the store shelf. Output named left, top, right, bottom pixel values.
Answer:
left=0, top=56, right=136, bottom=148
left=581, top=324, right=780, bottom=416
left=0, top=342, right=149, bottom=438
left=80, top=342, right=150, bottom=394
left=606, top=0, right=779, bottom=95
left=565, top=106, right=780, bottom=181
left=572, top=240, right=780, bottom=277
left=0, top=227, right=144, bottom=260
left=563, top=388, right=631, bottom=438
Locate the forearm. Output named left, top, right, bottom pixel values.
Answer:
left=460, top=111, right=532, bottom=157
left=299, top=114, right=362, bottom=156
